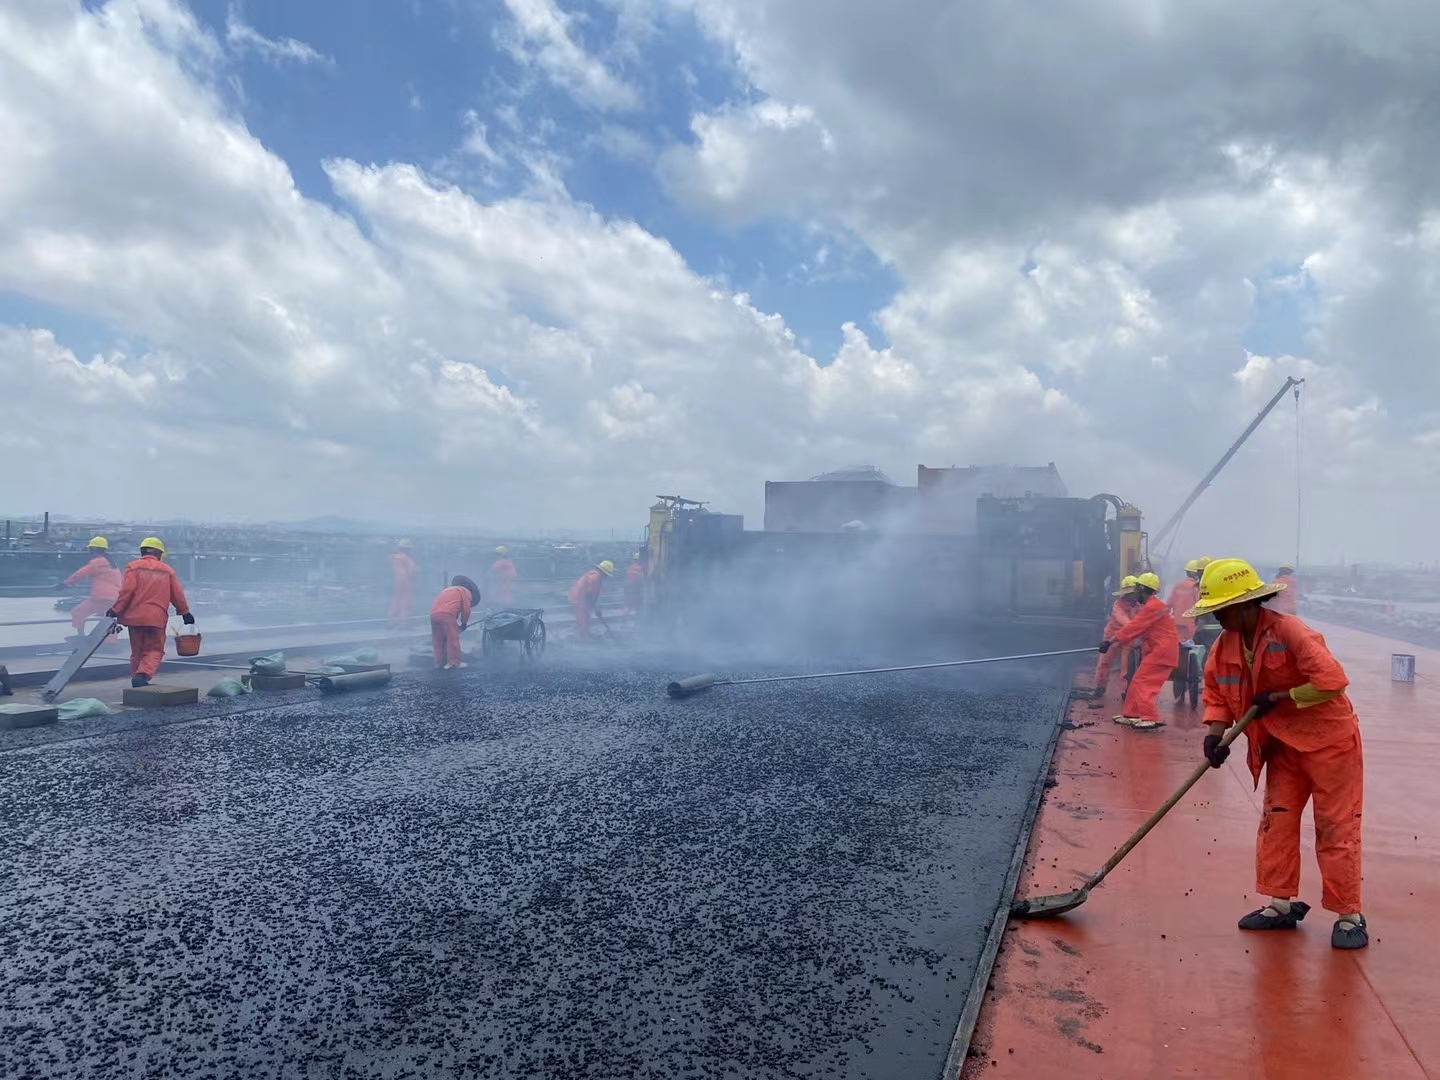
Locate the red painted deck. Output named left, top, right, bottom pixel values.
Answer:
left=965, top=621, right=1439, bottom=1079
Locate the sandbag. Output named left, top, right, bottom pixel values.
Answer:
left=248, top=652, right=287, bottom=676
left=207, top=677, right=252, bottom=698
left=56, top=697, right=113, bottom=719
left=321, top=648, right=380, bottom=667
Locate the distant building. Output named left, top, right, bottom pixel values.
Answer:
left=762, top=463, right=1067, bottom=535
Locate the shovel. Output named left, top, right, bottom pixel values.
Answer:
left=1010, top=706, right=1259, bottom=918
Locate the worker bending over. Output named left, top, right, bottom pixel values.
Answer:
left=1100, top=571, right=1179, bottom=730
left=1166, top=559, right=1203, bottom=643
left=56, top=536, right=122, bottom=636
left=108, top=537, right=192, bottom=688
left=1270, top=564, right=1299, bottom=615
left=623, top=553, right=644, bottom=615
left=389, top=540, right=417, bottom=626
left=1093, top=575, right=1138, bottom=697
left=568, top=560, right=615, bottom=640
left=1188, top=558, right=1366, bottom=948
left=489, top=546, right=517, bottom=607
left=430, top=575, right=480, bottom=669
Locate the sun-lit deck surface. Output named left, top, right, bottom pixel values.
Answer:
left=965, top=620, right=1440, bottom=1079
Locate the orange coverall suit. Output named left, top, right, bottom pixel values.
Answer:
left=489, top=558, right=517, bottom=607
left=429, top=585, right=473, bottom=667
left=112, top=556, right=190, bottom=678
left=389, top=552, right=417, bottom=622
left=64, top=556, right=122, bottom=632
left=1094, top=597, right=1135, bottom=688
left=1166, top=578, right=1200, bottom=642
left=623, top=561, right=644, bottom=614
left=568, top=569, right=605, bottom=639
left=1112, top=595, right=1180, bottom=721
left=1202, top=608, right=1362, bottom=914
left=1270, top=572, right=1298, bottom=615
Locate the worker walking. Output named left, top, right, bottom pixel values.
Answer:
left=430, top=575, right=480, bottom=669
left=489, top=546, right=517, bottom=607
left=108, top=537, right=192, bottom=688
left=1270, top=564, right=1299, bottom=615
left=56, top=536, right=122, bottom=636
left=568, top=560, right=615, bottom=640
left=1187, top=558, right=1367, bottom=949
left=1101, top=571, right=1179, bottom=730
left=623, top=553, right=644, bottom=615
left=1093, top=575, right=1139, bottom=697
left=1166, top=559, right=1203, bottom=643
left=389, top=539, right=417, bottom=626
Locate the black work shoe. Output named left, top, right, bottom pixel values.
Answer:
left=1238, top=901, right=1311, bottom=930
left=130, top=674, right=151, bottom=688
left=1332, top=915, right=1369, bottom=950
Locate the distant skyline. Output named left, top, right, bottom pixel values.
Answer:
left=3, top=1, right=1438, bottom=564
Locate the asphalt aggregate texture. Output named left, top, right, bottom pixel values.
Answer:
left=0, top=655, right=1067, bottom=1080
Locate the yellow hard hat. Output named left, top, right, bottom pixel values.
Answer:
left=1113, top=574, right=1139, bottom=596
left=87, top=536, right=109, bottom=550
left=597, top=560, right=616, bottom=576
left=1184, top=558, right=1286, bottom=618
left=1278, top=563, right=1295, bottom=574
left=1183, top=558, right=1201, bottom=574
left=1135, top=571, right=1161, bottom=592
left=1196, top=556, right=1212, bottom=568
left=140, top=536, right=166, bottom=555
left=496, top=545, right=509, bottom=555
left=397, top=538, right=412, bottom=549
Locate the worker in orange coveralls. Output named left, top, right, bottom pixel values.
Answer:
left=568, top=560, right=615, bottom=640
left=623, top=553, right=644, bottom=615
left=489, top=546, right=517, bottom=607
left=1092, top=575, right=1138, bottom=698
left=430, top=575, right=479, bottom=669
left=1188, top=558, right=1367, bottom=949
left=389, top=539, right=417, bottom=625
left=108, top=537, right=192, bottom=688
left=1166, top=559, right=1203, bottom=643
left=1100, top=571, right=1179, bottom=730
left=56, top=536, right=122, bottom=635
left=1269, top=564, right=1299, bottom=615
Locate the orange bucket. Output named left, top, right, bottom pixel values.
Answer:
left=175, top=629, right=202, bottom=657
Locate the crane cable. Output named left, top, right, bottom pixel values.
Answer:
left=1294, top=380, right=1304, bottom=569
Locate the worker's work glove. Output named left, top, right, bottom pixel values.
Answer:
left=1097, top=640, right=1112, bottom=654
left=105, top=608, right=119, bottom=619
left=1202, top=734, right=1230, bottom=769
left=181, top=613, right=196, bottom=626
left=459, top=623, right=468, bottom=633
left=1250, top=691, right=1282, bottom=717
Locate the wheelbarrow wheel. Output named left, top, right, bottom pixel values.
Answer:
left=525, top=619, right=547, bottom=659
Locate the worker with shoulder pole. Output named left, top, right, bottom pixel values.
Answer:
left=431, top=576, right=480, bottom=669
left=1101, top=571, right=1178, bottom=730
left=55, top=536, right=122, bottom=638
left=108, top=537, right=193, bottom=688
left=1186, top=558, right=1367, bottom=949
left=568, top=560, right=614, bottom=641
left=1092, top=575, right=1139, bottom=698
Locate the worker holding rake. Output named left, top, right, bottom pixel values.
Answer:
left=1187, top=558, right=1367, bottom=949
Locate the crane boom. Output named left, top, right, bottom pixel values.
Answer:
left=1151, top=376, right=1303, bottom=550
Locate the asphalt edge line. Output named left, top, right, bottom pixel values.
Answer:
left=939, top=666, right=1077, bottom=1080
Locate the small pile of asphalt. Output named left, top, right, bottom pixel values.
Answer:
left=0, top=659, right=1064, bottom=1079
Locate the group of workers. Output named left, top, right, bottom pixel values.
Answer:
left=55, top=535, right=193, bottom=688
left=1098, top=556, right=1365, bottom=950
left=381, top=541, right=646, bottom=667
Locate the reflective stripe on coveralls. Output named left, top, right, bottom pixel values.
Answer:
left=1202, top=607, right=1362, bottom=913
left=1113, top=595, right=1181, bottom=721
